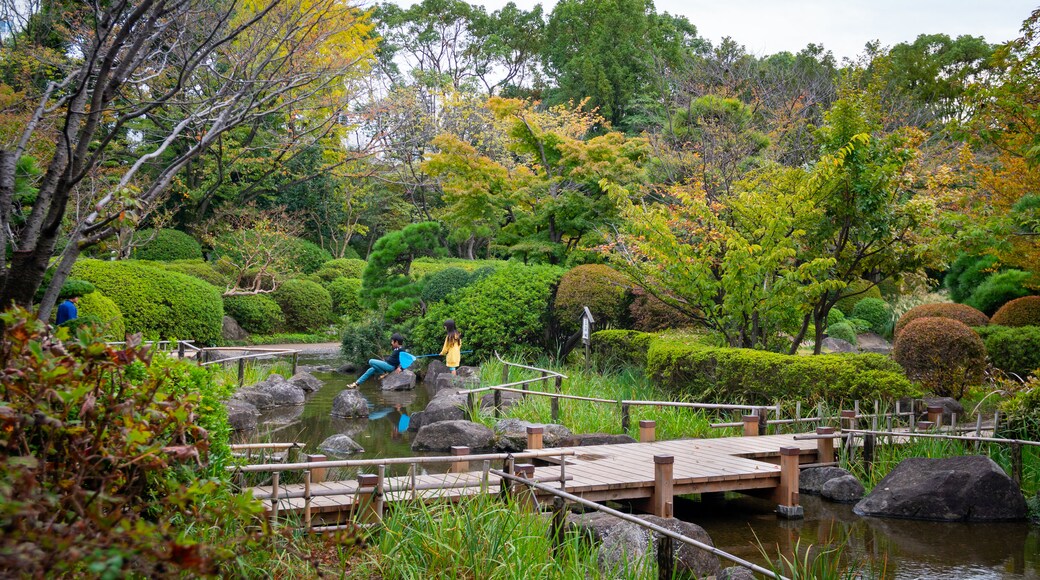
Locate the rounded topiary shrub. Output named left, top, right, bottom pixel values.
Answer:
left=851, top=298, right=890, bottom=334
left=825, top=321, right=857, bottom=345
left=273, top=279, right=332, bottom=332
left=893, top=317, right=986, bottom=398
left=964, top=269, right=1033, bottom=315
left=131, top=229, right=203, bottom=261
left=59, top=279, right=96, bottom=299
left=293, top=239, right=333, bottom=275
left=894, top=302, right=989, bottom=336
left=833, top=280, right=882, bottom=315
left=76, top=291, right=125, bottom=340
left=420, top=267, right=472, bottom=304
left=554, top=264, right=632, bottom=333
left=976, top=325, right=1040, bottom=378
left=327, top=277, right=363, bottom=318
left=223, top=294, right=284, bottom=335
left=316, top=258, right=367, bottom=283
left=991, top=296, right=1040, bottom=327
left=160, top=259, right=227, bottom=288
left=628, top=288, right=692, bottom=332
left=70, top=260, right=223, bottom=343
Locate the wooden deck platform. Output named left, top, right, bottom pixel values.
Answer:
left=249, top=432, right=823, bottom=523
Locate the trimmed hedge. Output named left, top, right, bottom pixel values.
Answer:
left=825, top=322, right=857, bottom=345
left=991, top=296, right=1040, bottom=327
left=327, top=277, right=363, bottom=318
left=628, top=288, right=693, bottom=332
left=645, top=338, right=918, bottom=404
left=833, top=280, right=882, bottom=315
left=131, top=229, right=203, bottom=261
left=223, top=294, right=284, bottom=335
left=159, top=259, right=227, bottom=288
left=316, top=258, right=367, bottom=283
left=59, top=279, right=95, bottom=299
left=70, top=259, right=223, bottom=343
left=76, top=291, right=125, bottom=340
left=272, top=279, right=332, bottom=332
left=851, top=298, right=890, bottom=334
left=410, top=257, right=508, bottom=280
left=893, top=317, right=986, bottom=398
left=894, top=302, right=988, bottom=336
left=591, top=330, right=655, bottom=367
left=554, top=265, right=632, bottom=334
left=965, top=269, right=1033, bottom=315
left=975, top=325, right=1040, bottom=378
left=420, top=267, right=473, bottom=304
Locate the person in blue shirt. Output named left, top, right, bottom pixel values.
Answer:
left=349, top=333, right=405, bottom=388
left=55, top=295, right=80, bottom=326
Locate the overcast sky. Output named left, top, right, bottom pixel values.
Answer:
left=383, top=0, right=1037, bottom=61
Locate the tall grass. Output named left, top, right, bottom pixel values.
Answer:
left=209, top=359, right=295, bottom=389
left=755, top=531, right=886, bottom=580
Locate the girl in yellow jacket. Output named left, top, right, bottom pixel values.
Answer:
left=439, top=319, right=462, bottom=374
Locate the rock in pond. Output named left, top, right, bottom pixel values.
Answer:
left=424, top=359, right=450, bottom=384
left=331, top=389, right=369, bottom=418
left=494, top=419, right=572, bottom=451
left=566, top=513, right=719, bottom=578
left=800, top=466, right=856, bottom=495
left=225, top=399, right=259, bottom=431
left=380, top=370, right=416, bottom=391
left=232, top=388, right=275, bottom=410
left=718, top=567, right=756, bottom=580
left=319, top=434, right=364, bottom=455
left=558, top=433, right=637, bottom=447
left=854, top=455, right=1027, bottom=521
left=412, top=420, right=494, bottom=452
left=251, top=374, right=305, bottom=406
left=412, top=389, right=469, bottom=430
left=821, top=475, right=864, bottom=503
left=288, top=371, right=323, bottom=393
left=434, top=372, right=480, bottom=394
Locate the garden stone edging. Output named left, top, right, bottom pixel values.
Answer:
left=411, top=420, right=494, bottom=452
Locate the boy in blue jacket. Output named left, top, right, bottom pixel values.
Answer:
left=349, top=333, right=405, bottom=388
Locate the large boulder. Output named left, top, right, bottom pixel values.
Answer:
left=494, top=419, right=572, bottom=451
left=424, top=359, right=450, bottom=384
left=558, top=433, right=637, bottom=447
left=856, top=332, right=892, bottom=354
left=821, top=475, right=865, bottom=503
left=318, top=434, right=364, bottom=455
left=800, top=466, right=856, bottom=495
left=232, top=388, right=275, bottom=410
left=640, top=515, right=720, bottom=578
left=288, top=371, right=323, bottom=393
left=381, top=370, right=417, bottom=391
left=718, top=567, right=756, bottom=580
left=411, top=420, right=494, bottom=452
left=821, top=337, right=856, bottom=353
left=331, top=389, right=369, bottom=418
left=434, top=373, right=480, bottom=394
left=252, top=374, right=305, bottom=406
left=566, top=512, right=649, bottom=574
left=334, top=362, right=358, bottom=374
left=854, top=455, right=1027, bottom=521
left=413, top=390, right=469, bottom=430
left=222, top=316, right=248, bottom=341
left=225, top=399, right=259, bottom=431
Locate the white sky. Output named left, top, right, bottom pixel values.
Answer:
left=382, top=0, right=1038, bottom=61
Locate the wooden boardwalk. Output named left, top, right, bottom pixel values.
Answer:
left=249, top=432, right=824, bottom=524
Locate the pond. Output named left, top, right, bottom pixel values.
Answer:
left=235, top=350, right=1040, bottom=579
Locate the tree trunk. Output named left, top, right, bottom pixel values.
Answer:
left=788, top=312, right=812, bottom=355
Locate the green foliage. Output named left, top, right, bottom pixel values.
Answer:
left=591, top=329, right=655, bottom=367
left=895, top=302, right=989, bottom=335
left=409, top=257, right=508, bottom=280
left=412, top=264, right=564, bottom=361
left=844, top=317, right=873, bottom=334
left=554, top=264, right=632, bottom=334
left=272, top=279, right=332, bottom=333
left=1000, top=376, right=1040, bottom=441
left=627, top=288, right=692, bottom=332
left=826, top=322, right=858, bottom=345
left=340, top=315, right=395, bottom=363
left=58, top=278, right=95, bottom=299
left=893, top=317, right=986, bottom=398
left=827, top=308, right=846, bottom=326
left=420, top=267, right=473, bottom=304
left=965, top=269, right=1033, bottom=315
left=361, top=222, right=445, bottom=319
left=76, top=291, right=125, bottom=340
left=131, top=228, right=203, bottom=261
left=945, top=253, right=999, bottom=303
left=223, top=294, right=284, bottom=335
left=292, top=238, right=334, bottom=274
left=160, top=259, right=228, bottom=287
left=851, top=298, right=891, bottom=334
left=976, top=325, right=1040, bottom=378
left=315, top=258, right=367, bottom=282
left=71, top=259, right=224, bottom=344
left=991, top=295, right=1040, bottom=327
left=645, top=337, right=917, bottom=404
left=327, top=277, right=364, bottom=318
left=833, top=280, right=883, bottom=315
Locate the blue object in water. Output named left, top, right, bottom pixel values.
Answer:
left=368, top=408, right=392, bottom=420
left=398, top=413, right=410, bottom=432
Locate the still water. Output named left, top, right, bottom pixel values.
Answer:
left=239, top=352, right=1040, bottom=579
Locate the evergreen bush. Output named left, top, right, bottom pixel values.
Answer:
left=591, top=329, right=655, bottom=367
left=420, top=267, right=473, bottom=304
left=965, top=269, right=1033, bottom=315
left=991, top=296, right=1040, bottom=327
left=327, top=277, right=364, bottom=318
left=554, top=264, right=632, bottom=334
left=223, top=294, right=284, bottom=335
left=160, top=259, right=227, bottom=288
left=273, top=279, right=332, bottom=332
left=315, top=258, right=367, bottom=282
left=628, top=288, right=692, bottom=332
left=975, top=325, right=1040, bottom=379
left=893, top=317, right=986, bottom=398
left=409, top=257, right=508, bottom=280
left=825, top=321, right=857, bottom=345
left=894, top=302, right=989, bottom=336
left=76, top=291, right=125, bottom=340
left=851, top=298, right=890, bottom=334
left=945, top=253, right=999, bottom=303
left=827, top=308, right=846, bottom=326
left=58, top=279, right=95, bottom=299
left=293, top=239, right=333, bottom=275
left=833, top=280, right=882, bottom=314
left=340, top=315, right=395, bottom=364
left=70, top=260, right=223, bottom=344
left=131, top=228, right=203, bottom=261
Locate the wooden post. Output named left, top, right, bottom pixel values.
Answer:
left=742, top=415, right=759, bottom=437
left=652, top=455, right=674, bottom=518
left=552, top=376, right=562, bottom=423
left=307, top=454, right=328, bottom=484
left=291, top=352, right=298, bottom=376
left=526, top=426, right=544, bottom=450
left=840, top=410, right=856, bottom=432
left=494, top=389, right=502, bottom=418
left=775, top=447, right=803, bottom=518
left=303, top=470, right=312, bottom=531
left=500, top=457, right=515, bottom=499
left=816, top=427, right=835, bottom=464
left=621, top=404, right=631, bottom=433
left=795, top=401, right=802, bottom=429
left=357, top=473, right=381, bottom=523
left=178, top=341, right=185, bottom=359
left=551, top=496, right=567, bottom=555
left=758, top=408, right=768, bottom=435
left=270, top=471, right=280, bottom=525
left=917, top=421, right=934, bottom=431
left=238, top=357, right=245, bottom=388
left=513, top=464, right=536, bottom=511
left=927, top=405, right=943, bottom=427
left=639, top=420, right=656, bottom=443
left=502, top=361, right=510, bottom=386
left=863, top=433, right=876, bottom=475
left=657, top=534, right=675, bottom=580
left=1012, top=443, right=1023, bottom=485
left=451, top=446, right=470, bottom=473
left=376, top=465, right=386, bottom=520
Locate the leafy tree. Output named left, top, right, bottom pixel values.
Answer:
left=887, top=33, right=993, bottom=124
left=361, top=222, right=445, bottom=319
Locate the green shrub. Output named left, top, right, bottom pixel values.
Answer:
left=71, top=259, right=224, bottom=344
left=945, top=253, right=999, bottom=303
left=409, top=257, right=508, bottom=280
left=893, top=317, right=987, bottom=398
left=328, top=277, right=364, bottom=318
left=211, top=234, right=331, bottom=275
left=223, top=294, right=284, bottom=335
left=591, top=329, right=655, bottom=367
left=76, top=291, right=125, bottom=340
left=976, top=325, right=1040, bottom=378
left=160, top=259, right=228, bottom=287
left=362, top=222, right=445, bottom=320
left=293, top=239, right=334, bottom=275
left=894, top=302, right=989, bottom=336
left=999, top=376, right=1040, bottom=440
left=645, top=339, right=917, bottom=404
left=965, top=269, right=1033, bottom=315
left=131, top=228, right=203, bottom=261
left=58, top=278, right=95, bottom=299
left=273, top=279, right=332, bottom=332
left=833, top=280, right=882, bottom=314
left=827, top=308, right=846, bottom=326
left=315, top=258, right=367, bottom=282
left=554, top=264, right=632, bottom=334
left=340, top=315, right=396, bottom=363
left=420, top=267, right=473, bottom=304
left=411, top=264, right=565, bottom=361
left=991, top=296, right=1040, bottom=327
left=628, top=288, right=693, bottom=332
left=826, top=321, right=857, bottom=345
left=851, top=298, right=890, bottom=334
